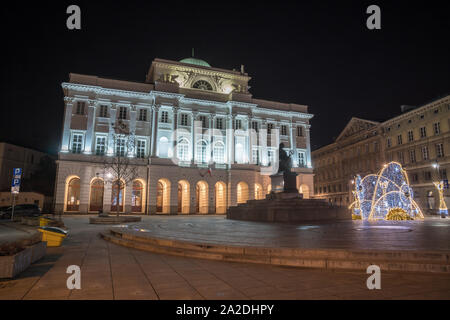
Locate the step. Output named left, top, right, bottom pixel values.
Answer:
left=101, top=229, right=450, bottom=274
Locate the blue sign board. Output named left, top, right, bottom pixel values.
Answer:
left=13, top=168, right=22, bottom=178
left=444, top=179, right=449, bottom=190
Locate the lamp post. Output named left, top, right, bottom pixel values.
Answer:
left=432, top=161, right=448, bottom=218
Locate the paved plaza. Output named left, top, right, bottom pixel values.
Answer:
left=0, top=216, right=449, bottom=300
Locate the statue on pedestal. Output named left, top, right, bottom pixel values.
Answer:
left=270, top=143, right=298, bottom=194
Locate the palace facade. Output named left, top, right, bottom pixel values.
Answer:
left=312, top=94, right=450, bottom=212
left=54, top=57, right=314, bottom=214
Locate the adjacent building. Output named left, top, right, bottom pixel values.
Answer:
left=54, top=57, right=314, bottom=214
left=312, top=94, right=450, bottom=213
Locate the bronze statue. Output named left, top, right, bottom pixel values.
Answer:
left=278, top=143, right=293, bottom=174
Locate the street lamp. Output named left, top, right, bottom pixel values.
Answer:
left=432, top=161, right=448, bottom=218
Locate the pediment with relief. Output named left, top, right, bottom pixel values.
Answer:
left=336, top=117, right=379, bottom=142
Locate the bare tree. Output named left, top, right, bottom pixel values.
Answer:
left=103, top=119, right=138, bottom=216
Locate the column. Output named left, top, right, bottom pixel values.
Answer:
left=208, top=113, right=214, bottom=161
left=172, top=106, right=179, bottom=159
left=191, top=111, right=198, bottom=163
left=261, top=120, right=268, bottom=165
left=61, top=98, right=73, bottom=152
left=290, top=121, right=297, bottom=167
left=84, top=101, right=96, bottom=154
left=150, top=104, right=159, bottom=156
left=305, top=125, right=312, bottom=167
left=129, top=105, right=137, bottom=157
left=107, top=105, right=117, bottom=155
left=227, top=114, right=236, bottom=165
left=247, top=116, right=252, bottom=164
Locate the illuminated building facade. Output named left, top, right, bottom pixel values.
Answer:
left=313, top=94, right=450, bottom=214
left=54, top=57, right=314, bottom=214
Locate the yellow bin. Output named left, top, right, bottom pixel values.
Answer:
left=39, top=217, right=52, bottom=227
left=38, top=227, right=67, bottom=247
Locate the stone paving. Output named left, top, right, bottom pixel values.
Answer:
left=0, top=216, right=449, bottom=300
left=113, top=215, right=450, bottom=251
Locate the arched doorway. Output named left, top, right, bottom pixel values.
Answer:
left=299, top=184, right=310, bottom=199
left=254, top=183, right=263, bottom=200
left=89, top=178, right=104, bottom=212
left=215, top=181, right=227, bottom=213
left=237, top=182, right=249, bottom=204
left=132, top=180, right=144, bottom=213
left=156, top=179, right=170, bottom=213
left=66, top=177, right=80, bottom=211
left=111, top=180, right=124, bottom=212
left=178, top=180, right=190, bottom=214
left=196, top=181, right=209, bottom=214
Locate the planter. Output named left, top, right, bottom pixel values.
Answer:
left=0, top=242, right=47, bottom=279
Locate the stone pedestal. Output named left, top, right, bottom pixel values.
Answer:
left=270, top=172, right=298, bottom=193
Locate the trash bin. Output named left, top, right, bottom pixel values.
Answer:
left=39, top=217, right=52, bottom=227
left=38, top=226, right=68, bottom=247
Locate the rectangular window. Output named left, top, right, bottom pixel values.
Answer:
left=99, top=105, right=108, bottom=117
left=267, top=123, right=274, bottom=134
left=161, top=111, right=168, bottom=123
left=213, top=144, right=225, bottom=164
left=422, top=146, right=429, bottom=160
left=95, top=136, right=106, bottom=156
left=412, top=173, right=418, bottom=182
left=267, top=149, right=275, bottom=165
left=386, top=138, right=391, bottom=148
left=408, top=130, right=414, bottom=142
left=397, top=135, right=403, bottom=145
left=251, top=121, right=258, bottom=132
left=440, top=169, right=447, bottom=180
left=436, top=143, right=444, bottom=158
left=397, top=151, right=404, bottom=164
left=434, top=122, right=440, bottom=135
left=216, top=118, right=223, bottom=129
left=199, top=115, right=207, bottom=128
left=424, top=171, right=432, bottom=181
left=252, top=148, right=259, bottom=164
left=76, top=101, right=85, bottom=115
left=235, top=119, right=242, bottom=130
left=281, top=125, right=287, bottom=136
left=181, top=114, right=188, bottom=126
left=71, top=134, right=83, bottom=154
left=373, top=142, right=379, bottom=152
left=297, top=126, right=303, bottom=137
left=298, top=152, right=306, bottom=167
left=409, top=149, right=416, bottom=163
left=136, top=140, right=146, bottom=158
left=138, top=109, right=147, bottom=121
left=115, top=138, right=126, bottom=156
left=119, top=107, right=127, bottom=120
left=420, top=127, right=427, bottom=138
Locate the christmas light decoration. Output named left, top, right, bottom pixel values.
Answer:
left=433, top=181, right=448, bottom=217
left=349, top=162, right=424, bottom=220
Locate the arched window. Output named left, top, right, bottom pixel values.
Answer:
left=158, top=136, right=169, bottom=158
left=196, top=140, right=207, bottom=163
left=215, top=182, right=227, bottom=214
left=192, top=80, right=213, bottom=91
left=89, top=179, right=104, bottom=212
left=235, top=143, right=244, bottom=163
left=66, top=177, right=80, bottom=211
left=177, top=138, right=190, bottom=161
left=213, top=142, right=225, bottom=164
left=254, top=184, right=263, bottom=200
left=132, top=180, right=143, bottom=212
left=237, top=182, right=249, bottom=204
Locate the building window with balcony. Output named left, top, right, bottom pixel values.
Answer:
left=434, top=122, right=441, bottom=135
left=95, top=136, right=106, bottom=156
left=138, top=109, right=147, bottom=121
left=252, top=148, right=259, bottom=164
left=136, top=140, right=146, bottom=158
left=160, top=111, right=169, bottom=123
left=436, top=143, right=444, bottom=158
left=177, top=139, right=190, bottom=161
left=424, top=171, right=432, bottom=181
left=420, top=127, right=427, bottom=138
left=397, top=151, right=404, bottom=164
left=297, top=126, right=303, bottom=137
left=409, top=149, right=416, bottom=163
left=99, top=105, right=108, bottom=117
left=397, top=134, right=403, bottom=145
left=422, top=146, right=429, bottom=160
left=71, top=133, right=83, bottom=154
left=408, top=130, right=414, bottom=142
left=180, top=114, right=188, bottom=126
left=118, top=107, right=127, bottom=120
left=412, top=173, right=418, bottom=182
left=216, top=118, right=223, bottom=129
left=213, top=142, right=225, bottom=164
left=281, top=125, right=287, bottom=136
left=196, top=140, right=207, bottom=163
left=386, top=138, right=391, bottom=148
left=75, top=101, right=85, bottom=115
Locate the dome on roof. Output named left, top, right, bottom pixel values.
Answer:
left=179, top=57, right=211, bottom=67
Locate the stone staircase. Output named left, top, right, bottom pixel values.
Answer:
left=100, top=228, right=450, bottom=274
left=227, top=194, right=351, bottom=222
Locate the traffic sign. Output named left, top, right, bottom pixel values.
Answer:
left=13, top=168, right=22, bottom=178
left=12, top=178, right=21, bottom=187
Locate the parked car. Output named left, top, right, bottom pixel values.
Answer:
left=0, top=204, right=42, bottom=219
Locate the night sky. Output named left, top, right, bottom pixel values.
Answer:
left=1, top=1, right=449, bottom=155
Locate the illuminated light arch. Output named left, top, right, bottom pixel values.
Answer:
left=237, top=181, right=249, bottom=204
left=215, top=181, right=227, bottom=214
left=349, top=161, right=424, bottom=220
left=65, top=175, right=81, bottom=212
left=196, top=180, right=209, bottom=214
left=254, top=183, right=263, bottom=200
left=156, top=178, right=171, bottom=214
left=178, top=180, right=190, bottom=214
